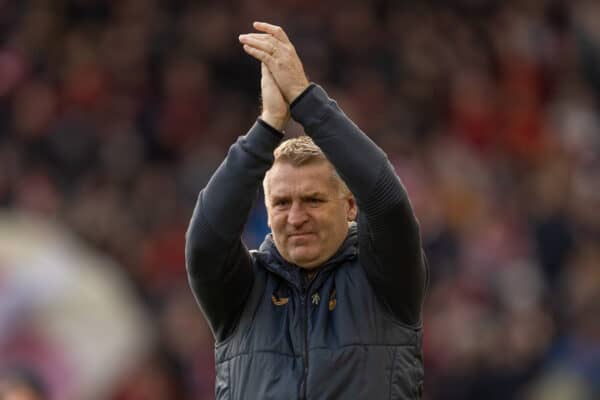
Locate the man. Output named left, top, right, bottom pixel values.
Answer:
left=186, top=22, right=427, bottom=399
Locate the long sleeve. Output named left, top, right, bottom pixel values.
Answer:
left=185, top=120, right=283, bottom=342
left=291, top=84, right=427, bottom=325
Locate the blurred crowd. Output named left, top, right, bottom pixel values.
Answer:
left=0, top=0, right=599, bottom=399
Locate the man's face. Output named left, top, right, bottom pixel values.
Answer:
left=265, top=161, right=357, bottom=269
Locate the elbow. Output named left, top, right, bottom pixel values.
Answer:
left=185, top=227, right=201, bottom=276
left=184, top=221, right=214, bottom=278
left=185, top=220, right=232, bottom=282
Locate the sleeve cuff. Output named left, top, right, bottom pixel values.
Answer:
left=257, top=118, right=285, bottom=139
left=290, top=83, right=332, bottom=129
left=242, top=120, right=284, bottom=162
left=290, top=84, right=317, bottom=108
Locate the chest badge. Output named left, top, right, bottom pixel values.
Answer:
left=271, top=294, right=289, bottom=306
left=328, top=288, right=337, bottom=311
left=311, top=292, right=320, bottom=305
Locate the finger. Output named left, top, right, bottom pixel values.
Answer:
left=242, top=44, right=273, bottom=65
left=239, top=34, right=276, bottom=55
left=253, top=21, right=290, bottom=43
left=238, top=33, right=271, bottom=42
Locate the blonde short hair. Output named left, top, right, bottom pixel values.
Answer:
left=263, top=136, right=350, bottom=196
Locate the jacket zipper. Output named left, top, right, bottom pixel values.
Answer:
left=300, top=267, right=320, bottom=400
left=261, top=244, right=355, bottom=399
left=300, top=293, right=308, bottom=400
left=299, top=287, right=309, bottom=400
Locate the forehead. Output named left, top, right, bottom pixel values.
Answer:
left=266, top=161, right=337, bottom=196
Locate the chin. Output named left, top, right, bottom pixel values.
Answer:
left=296, top=262, right=321, bottom=270
left=289, top=251, right=320, bottom=268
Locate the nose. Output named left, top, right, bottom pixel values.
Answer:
left=287, top=201, right=308, bottom=228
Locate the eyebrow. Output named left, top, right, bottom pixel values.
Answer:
left=269, top=191, right=328, bottom=200
left=303, top=192, right=326, bottom=198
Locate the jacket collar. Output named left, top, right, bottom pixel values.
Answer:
left=255, top=223, right=358, bottom=291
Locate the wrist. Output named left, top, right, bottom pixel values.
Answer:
left=287, top=80, right=310, bottom=103
left=260, top=112, right=288, bottom=131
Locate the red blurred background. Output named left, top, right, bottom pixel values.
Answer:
left=1, top=1, right=599, bottom=399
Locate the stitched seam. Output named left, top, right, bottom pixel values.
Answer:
left=362, top=158, right=390, bottom=207
left=309, top=343, right=414, bottom=350
left=388, top=347, right=397, bottom=399
left=216, top=350, right=302, bottom=364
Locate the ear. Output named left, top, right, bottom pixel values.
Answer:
left=346, top=195, right=357, bottom=221
left=266, top=203, right=272, bottom=228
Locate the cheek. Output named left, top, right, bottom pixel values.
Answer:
left=325, top=212, right=349, bottom=236
left=269, top=214, right=287, bottom=235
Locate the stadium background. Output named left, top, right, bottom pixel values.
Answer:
left=1, top=0, right=599, bottom=398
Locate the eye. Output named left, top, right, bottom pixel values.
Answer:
left=307, top=197, right=325, bottom=206
left=273, top=199, right=290, bottom=208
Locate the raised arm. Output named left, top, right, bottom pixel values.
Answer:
left=185, top=62, right=286, bottom=342
left=239, top=22, right=427, bottom=325
left=292, top=85, right=426, bottom=325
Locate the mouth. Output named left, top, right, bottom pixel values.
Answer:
left=288, top=232, right=315, bottom=239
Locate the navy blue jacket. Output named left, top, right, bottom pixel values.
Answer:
left=186, top=84, right=427, bottom=399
